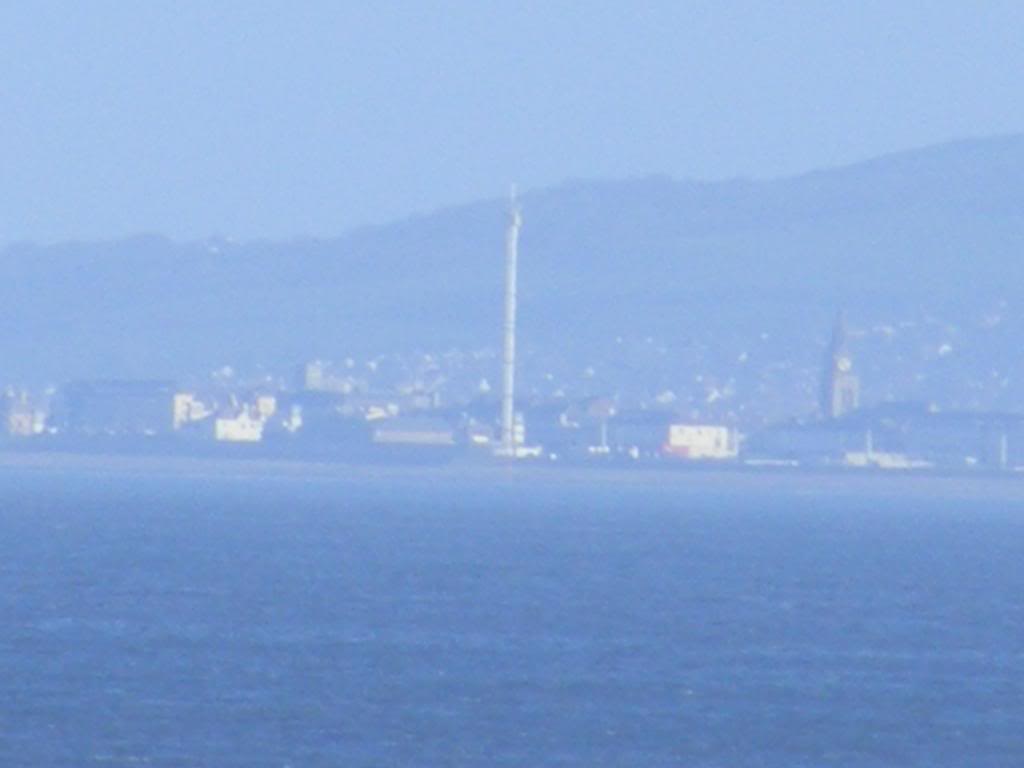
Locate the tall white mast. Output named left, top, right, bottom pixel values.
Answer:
left=500, top=187, right=522, bottom=456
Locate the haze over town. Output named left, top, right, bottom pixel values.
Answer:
left=3, top=2, right=1024, bottom=471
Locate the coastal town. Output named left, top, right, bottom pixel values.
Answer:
left=7, top=176, right=1024, bottom=473
left=4, top=285, right=1024, bottom=471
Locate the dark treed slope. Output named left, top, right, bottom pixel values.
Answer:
left=3, top=135, right=1024, bottom=381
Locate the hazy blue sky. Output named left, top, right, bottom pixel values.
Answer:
left=2, top=1, right=1024, bottom=244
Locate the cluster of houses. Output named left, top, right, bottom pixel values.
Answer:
left=0, top=373, right=739, bottom=463
left=6, top=318, right=1024, bottom=471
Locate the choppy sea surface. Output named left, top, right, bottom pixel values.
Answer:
left=1, top=464, right=1023, bottom=767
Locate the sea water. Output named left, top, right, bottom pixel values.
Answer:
left=1, top=465, right=1022, bottom=766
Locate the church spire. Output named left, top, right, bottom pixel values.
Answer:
left=820, top=311, right=859, bottom=419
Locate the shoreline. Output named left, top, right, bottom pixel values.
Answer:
left=3, top=448, right=1024, bottom=502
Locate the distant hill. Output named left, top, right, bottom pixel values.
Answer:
left=3, top=135, right=1024, bottom=382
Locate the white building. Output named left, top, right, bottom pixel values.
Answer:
left=214, top=406, right=264, bottom=442
left=665, top=424, right=738, bottom=460
left=173, top=393, right=213, bottom=429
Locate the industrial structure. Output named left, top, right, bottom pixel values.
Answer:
left=497, top=189, right=524, bottom=457
left=56, top=380, right=177, bottom=436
